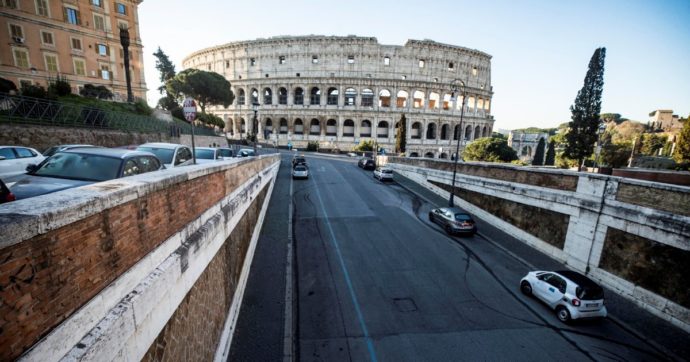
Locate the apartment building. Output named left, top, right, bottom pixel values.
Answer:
left=0, top=0, right=146, bottom=100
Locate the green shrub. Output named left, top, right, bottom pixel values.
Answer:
left=134, top=98, right=152, bottom=116
left=21, top=84, right=48, bottom=99
left=353, top=139, right=374, bottom=152
left=49, top=75, right=72, bottom=96
left=80, top=84, right=113, bottom=100
left=307, top=141, right=319, bottom=151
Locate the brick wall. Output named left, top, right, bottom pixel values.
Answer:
left=0, top=156, right=278, bottom=360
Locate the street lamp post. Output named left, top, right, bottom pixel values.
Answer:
left=448, top=79, right=467, bottom=208
left=252, top=102, right=259, bottom=155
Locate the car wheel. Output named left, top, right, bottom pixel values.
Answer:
left=520, top=281, right=532, bottom=296
left=445, top=225, right=453, bottom=235
left=428, top=213, right=434, bottom=222
left=556, top=306, right=571, bottom=323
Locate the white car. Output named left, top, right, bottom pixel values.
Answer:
left=292, top=164, right=309, bottom=179
left=136, top=143, right=193, bottom=169
left=217, top=148, right=234, bottom=160
left=0, top=146, right=45, bottom=178
left=520, top=270, right=607, bottom=323
left=373, top=167, right=394, bottom=181
left=194, top=147, right=223, bottom=164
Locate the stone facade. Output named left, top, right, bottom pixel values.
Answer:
left=183, top=35, right=495, bottom=157
left=507, top=131, right=548, bottom=163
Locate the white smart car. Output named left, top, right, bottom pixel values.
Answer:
left=520, top=270, right=607, bottom=323
left=373, top=167, right=394, bottom=181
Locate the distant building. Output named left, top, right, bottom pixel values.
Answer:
left=0, top=0, right=147, bottom=100
left=508, top=131, right=548, bottom=163
left=649, top=110, right=682, bottom=132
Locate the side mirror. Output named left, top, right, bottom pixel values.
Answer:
left=26, top=164, right=38, bottom=173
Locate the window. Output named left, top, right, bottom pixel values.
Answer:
left=448, top=62, right=454, bottom=71
left=174, top=147, right=192, bottom=166
left=64, top=7, right=79, bottom=25
left=44, top=53, right=58, bottom=72
left=97, top=43, right=108, bottom=56
left=93, top=14, right=105, bottom=31
left=9, top=24, right=23, bottom=38
left=73, top=58, right=86, bottom=76
left=225, top=60, right=229, bottom=68
left=35, top=0, right=49, bottom=16
left=279, top=55, right=286, bottom=64
left=100, top=64, right=110, bottom=79
left=91, top=0, right=101, bottom=6
left=312, top=55, right=318, bottom=64
left=3, top=0, right=18, bottom=9
left=116, top=3, right=126, bottom=14
left=361, top=89, right=374, bottom=107
left=41, top=31, right=54, bottom=45
left=71, top=37, right=82, bottom=50
left=0, top=148, right=16, bottom=159
left=13, top=48, right=29, bottom=68
left=344, top=88, right=356, bottom=106
left=347, top=55, right=354, bottom=64
left=16, top=147, right=37, bottom=158
left=419, top=59, right=425, bottom=68
left=472, top=66, right=478, bottom=76
left=250, top=58, right=255, bottom=66
left=383, top=56, right=390, bottom=65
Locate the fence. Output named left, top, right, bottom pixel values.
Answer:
left=0, top=93, right=218, bottom=136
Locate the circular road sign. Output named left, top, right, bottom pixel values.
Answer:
left=183, top=97, right=197, bottom=123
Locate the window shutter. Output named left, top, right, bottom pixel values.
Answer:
left=77, top=10, right=81, bottom=25
left=62, top=6, right=68, bottom=22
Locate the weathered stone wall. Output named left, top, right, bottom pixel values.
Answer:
left=0, top=155, right=279, bottom=361
left=142, top=186, right=268, bottom=361
left=381, top=156, right=690, bottom=331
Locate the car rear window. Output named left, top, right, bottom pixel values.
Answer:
left=382, top=169, right=393, bottom=174
left=137, top=147, right=174, bottom=164
left=576, top=286, right=604, bottom=300
left=454, top=214, right=471, bottom=221
left=294, top=166, right=307, bottom=171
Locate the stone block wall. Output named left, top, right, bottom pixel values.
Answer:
left=0, top=154, right=279, bottom=361
left=380, top=156, right=690, bottom=331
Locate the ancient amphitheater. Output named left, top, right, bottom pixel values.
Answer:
left=183, top=35, right=494, bottom=158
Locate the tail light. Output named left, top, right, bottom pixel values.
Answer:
left=571, top=299, right=581, bottom=307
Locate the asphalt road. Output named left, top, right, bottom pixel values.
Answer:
left=230, top=152, right=686, bottom=362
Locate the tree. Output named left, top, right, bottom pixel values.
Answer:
left=545, top=140, right=556, bottom=165
left=463, top=137, right=518, bottom=162
left=601, top=143, right=633, bottom=168
left=166, top=69, right=234, bottom=113
left=674, top=118, right=690, bottom=163
left=153, top=47, right=176, bottom=94
left=532, top=137, right=546, bottom=165
left=491, top=132, right=506, bottom=139
left=395, top=113, right=407, bottom=153
left=611, top=120, right=645, bottom=144
left=641, top=134, right=667, bottom=156
left=564, top=47, right=606, bottom=167
left=354, top=139, right=374, bottom=152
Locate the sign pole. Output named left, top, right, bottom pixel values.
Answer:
left=191, top=122, right=196, bottom=164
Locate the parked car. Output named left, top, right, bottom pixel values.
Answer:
left=217, top=148, right=234, bottom=160
left=237, top=148, right=256, bottom=157
left=520, top=270, right=607, bottom=323
left=194, top=147, right=222, bottom=164
left=43, top=144, right=100, bottom=157
left=136, top=143, right=193, bottom=168
left=0, top=146, right=45, bottom=178
left=373, top=167, right=394, bottom=181
left=0, top=178, right=16, bottom=204
left=9, top=148, right=164, bottom=200
left=292, top=164, right=309, bottom=179
left=428, top=207, right=477, bottom=235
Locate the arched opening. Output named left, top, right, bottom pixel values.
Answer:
left=456, top=95, right=465, bottom=110
left=327, top=87, right=338, bottom=105
left=409, top=152, right=419, bottom=158
left=237, top=89, right=245, bottom=105
left=440, top=153, right=448, bottom=159
left=521, top=146, right=532, bottom=157
left=250, top=88, right=259, bottom=104
left=474, top=126, right=481, bottom=140
left=310, top=87, right=321, bottom=105
left=442, top=94, right=452, bottom=110
left=454, top=125, right=461, bottom=140
left=483, top=126, right=489, bottom=137
left=263, top=87, right=272, bottom=105
left=226, top=117, right=234, bottom=135
left=477, top=98, right=484, bottom=111
left=464, top=125, right=472, bottom=140
left=426, top=123, right=437, bottom=139
left=278, top=87, right=287, bottom=105
left=326, top=119, right=337, bottom=136
left=264, top=118, right=273, bottom=137
left=343, top=119, right=355, bottom=137
left=397, top=90, right=408, bottom=108
left=429, top=92, right=440, bottom=109
left=310, top=119, right=320, bottom=135
left=411, top=122, right=421, bottom=139
left=468, top=96, right=476, bottom=111
left=440, top=124, right=449, bottom=140
left=280, top=118, right=288, bottom=134
left=379, top=89, right=391, bottom=107
left=377, top=121, right=389, bottom=138
left=424, top=152, right=435, bottom=158
left=361, top=88, right=374, bottom=107
left=240, top=119, right=246, bottom=133
left=294, top=119, right=304, bottom=134
left=294, top=87, right=304, bottom=105
left=413, top=91, right=425, bottom=109
left=345, top=88, right=357, bottom=106
left=360, top=120, right=372, bottom=137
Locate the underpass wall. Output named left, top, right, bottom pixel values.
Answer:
left=0, top=154, right=280, bottom=361
left=379, top=156, right=690, bottom=332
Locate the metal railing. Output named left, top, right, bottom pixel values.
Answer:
left=0, top=93, right=219, bottom=136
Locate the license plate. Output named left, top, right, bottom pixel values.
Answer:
left=586, top=303, right=598, bottom=307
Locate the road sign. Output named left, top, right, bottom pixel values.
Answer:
left=183, top=97, right=197, bottom=123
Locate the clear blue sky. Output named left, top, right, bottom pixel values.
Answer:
left=138, top=0, right=690, bottom=130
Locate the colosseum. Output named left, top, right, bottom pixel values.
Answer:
left=182, top=35, right=494, bottom=158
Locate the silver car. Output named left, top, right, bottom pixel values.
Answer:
left=428, top=207, right=477, bottom=235
left=292, top=164, right=309, bottom=179
left=520, top=270, right=607, bottom=323
left=136, top=142, right=193, bottom=168
left=373, top=167, right=394, bottom=181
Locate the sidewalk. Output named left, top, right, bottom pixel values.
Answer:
left=393, top=171, right=690, bottom=360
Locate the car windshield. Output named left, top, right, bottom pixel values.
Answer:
left=382, top=169, right=393, bottom=174
left=137, top=147, right=174, bottom=164
left=577, top=286, right=604, bottom=300
left=294, top=166, right=307, bottom=171
left=34, top=153, right=122, bottom=181
left=195, top=149, right=216, bottom=159
left=455, top=214, right=471, bottom=221
left=43, top=146, right=60, bottom=157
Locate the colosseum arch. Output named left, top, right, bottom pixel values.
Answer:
left=475, top=126, right=481, bottom=139
left=361, top=89, right=374, bottom=107
left=411, top=122, right=421, bottom=139
left=456, top=95, right=465, bottom=110
left=379, top=89, right=391, bottom=107
left=429, top=92, right=440, bottom=109
left=397, top=90, right=408, bottom=108
left=310, top=87, right=321, bottom=105
left=454, top=124, right=461, bottom=140
left=326, top=119, right=337, bottom=136
left=327, top=88, right=338, bottom=105
left=483, top=126, right=489, bottom=137
left=426, top=123, right=436, bottom=139
left=294, top=119, right=304, bottom=134
left=440, top=153, right=448, bottom=159
left=413, top=91, right=425, bottom=109
left=345, top=88, right=357, bottom=106
left=250, top=88, right=259, bottom=104
left=310, top=119, right=320, bottom=135
left=240, top=118, right=246, bottom=133
left=468, top=96, right=476, bottom=111
left=280, top=118, right=288, bottom=134
left=263, top=88, right=272, bottom=105
left=264, top=118, right=273, bottom=137
left=377, top=121, right=389, bottom=138
left=343, top=119, right=355, bottom=137
left=237, top=89, right=246, bottom=105
left=409, top=152, right=419, bottom=158
left=441, top=124, right=449, bottom=140
left=464, top=125, right=472, bottom=140
left=360, top=120, right=372, bottom=137
left=294, top=87, right=304, bottom=105
left=424, top=152, right=435, bottom=158
left=442, top=93, right=452, bottom=110
left=278, top=87, right=288, bottom=105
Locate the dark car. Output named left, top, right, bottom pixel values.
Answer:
left=292, top=155, right=307, bottom=167
left=428, top=207, right=477, bottom=235
left=9, top=148, right=164, bottom=200
left=361, top=158, right=376, bottom=170
left=0, top=178, right=16, bottom=204
left=237, top=148, right=256, bottom=157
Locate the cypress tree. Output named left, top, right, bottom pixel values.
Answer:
left=545, top=140, right=556, bottom=165
left=674, top=118, right=690, bottom=163
left=532, top=137, right=546, bottom=165
left=564, top=48, right=606, bottom=167
left=396, top=113, right=407, bottom=154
